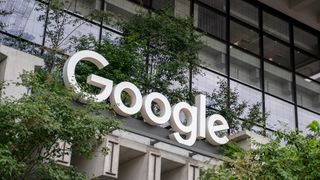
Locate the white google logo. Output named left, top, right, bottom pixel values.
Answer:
left=63, top=50, right=230, bottom=146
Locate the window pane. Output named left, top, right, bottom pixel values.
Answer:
left=296, top=75, right=320, bottom=113
left=263, top=11, right=289, bottom=42
left=230, top=81, right=262, bottom=118
left=63, top=0, right=97, bottom=16
left=263, top=36, right=291, bottom=69
left=295, top=50, right=320, bottom=82
left=230, top=48, right=261, bottom=88
left=230, top=0, right=258, bottom=27
left=298, top=108, right=320, bottom=134
left=265, top=95, right=295, bottom=131
left=193, top=69, right=225, bottom=96
left=230, top=21, right=259, bottom=54
left=199, top=36, right=227, bottom=74
left=294, top=26, right=319, bottom=56
left=45, top=13, right=100, bottom=54
left=264, top=62, right=293, bottom=101
left=198, top=0, right=226, bottom=12
left=0, top=1, right=45, bottom=44
left=196, top=4, right=226, bottom=40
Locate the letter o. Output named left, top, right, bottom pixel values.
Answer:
left=110, top=82, right=142, bottom=117
left=141, top=92, right=171, bottom=126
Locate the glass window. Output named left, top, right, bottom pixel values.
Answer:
left=45, top=13, right=100, bottom=54
left=230, top=48, right=261, bottom=88
left=230, top=21, right=260, bottom=54
left=152, top=0, right=174, bottom=11
left=295, top=50, right=320, bottom=82
left=230, top=0, right=258, bottom=27
left=296, top=75, right=320, bottom=113
left=63, top=0, right=97, bottom=16
left=198, top=0, right=226, bottom=12
left=294, top=26, right=319, bottom=56
left=0, top=1, right=45, bottom=44
left=264, top=62, right=293, bottom=101
left=298, top=108, right=320, bottom=134
left=230, top=81, right=262, bottom=118
left=192, top=68, right=226, bottom=96
left=196, top=4, right=226, bottom=40
left=265, top=95, right=295, bottom=131
left=263, top=36, right=291, bottom=69
left=199, top=35, right=227, bottom=74
left=263, top=11, right=289, bottom=42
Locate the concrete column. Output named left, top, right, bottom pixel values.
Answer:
left=118, top=151, right=161, bottom=180
left=161, top=163, right=199, bottom=180
left=72, top=136, right=120, bottom=179
left=0, top=45, right=44, bottom=99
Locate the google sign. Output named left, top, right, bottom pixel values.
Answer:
left=63, top=50, right=230, bottom=147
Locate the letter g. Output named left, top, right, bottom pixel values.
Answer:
left=63, top=50, right=113, bottom=102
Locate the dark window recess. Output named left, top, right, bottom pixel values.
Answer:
left=198, top=5, right=226, bottom=40
left=230, top=21, right=260, bottom=54
left=263, top=36, right=291, bottom=69
left=130, top=0, right=151, bottom=7
left=198, top=0, right=226, bottom=12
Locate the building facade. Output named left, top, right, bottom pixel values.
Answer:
left=1, top=0, right=320, bottom=179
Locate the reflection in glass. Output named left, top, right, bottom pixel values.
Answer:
left=264, top=62, right=293, bottom=101
left=230, top=48, right=261, bottom=88
left=265, top=95, right=295, bottom=131
left=263, top=36, right=291, bottom=69
left=198, top=0, right=226, bottom=12
left=294, top=26, right=319, bottom=56
left=230, top=0, right=258, bottom=27
left=296, top=75, right=320, bottom=113
left=295, top=50, right=320, bottom=82
left=230, top=21, right=259, bottom=54
left=199, top=36, right=227, bottom=74
left=298, top=108, right=320, bottom=134
left=230, top=81, right=262, bottom=118
left=263, top=11, right=289, bottom=42
left=196, top=4, right=226, bottom=40
left=193, top=69, right=225, bottom=96
left=45, top=13, right=100, bottom=54
left=0, top=1, right=45, bottom=44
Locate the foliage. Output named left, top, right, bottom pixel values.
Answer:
left=200, top=121, right=320, bottom=179
left=73, top=10, right=203, bottom=105
left=0, top=70, right=118, bottom=179
left=207, top=80, right=267, bottom=134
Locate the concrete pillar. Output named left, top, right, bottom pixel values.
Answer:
left=161, top=163, right=199, bottom=180
left=72, top=136, right=120, bottom=179
left=118, top=151, right=161, bottom=180
left=0, top=45, right=44, bottom=99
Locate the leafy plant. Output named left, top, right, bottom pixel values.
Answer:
left=200, top=121, right=320, bottom=179
left=0, top=70, right=118, bottom=179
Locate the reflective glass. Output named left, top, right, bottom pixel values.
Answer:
left=230, top=0, right=258, bottom=27
left=0, top=1, right=45, bottom=44
left=196, top=4, right=226, bottom=40
left=263, top=36, right=291, bottom=69
left=294, top=26, right=319, bottom=56
left=199, top=35, right=227, bottom=74
left=264, top=62, right=293, bottom=101
left=230, top=47, right=261, bottom=88
left=296, top=75, right=320, bottom=113
left=198, top=0, right=226, bottom=12
left=263, top=11, right=289, bottom=42
left=265, top=95, right=295, bottom=131
left=298, top=108, right=320, bottom=134
left=295, top=50, right=320, bottom=82
left=193, top=68, right=226, bottom=96
left=230, top=81, right=262, bottom=118
left=230, top=21, right=259, bottom=54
